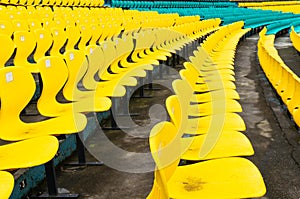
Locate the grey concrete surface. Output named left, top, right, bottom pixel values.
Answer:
left=30, top=35, right=300, bottom=199
left=235, top=34, right=300, bottom=199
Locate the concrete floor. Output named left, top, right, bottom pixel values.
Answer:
left=235, top=34, right=300, bottom=199
left=30, top=34, right=300, bottom=199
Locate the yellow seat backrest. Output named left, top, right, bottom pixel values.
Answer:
left=0, top=20, right=14, bottom=37
left=78, top=25, right=92, bottom=50
left=33, top=28, right=53, bottom=61
left=149, top=121, right=182, bottom=199
left=12, top=19, right=29, bottom=31
left=0, top=66, right=36, bottom=124
left=63, top=50, right=89, bottom=101
left=83, top=46, right=105, bottom=90
left=0, top=34, right=15, bottom=68
left=13, top=30, right=37, bottom=66
left=50, top=27, right=67, bottom=56
left=27, top=18, right=43, bottom=31
left=37, top=56, right=69, bottom=114
left=65, top=25, right=81, bottom=51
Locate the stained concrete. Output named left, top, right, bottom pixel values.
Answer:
left=235, top=34, right=300, bottom=199
left=29, top=35, right=300, bottom=199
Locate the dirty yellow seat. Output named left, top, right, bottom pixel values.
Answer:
left=0, top=66, right=87, bottom=141
left=0, top=171, right=14, bottom=199
left=147, top=122, right=266, bottom=199
left=0, top=136, right=58, bottom=170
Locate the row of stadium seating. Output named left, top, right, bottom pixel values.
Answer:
left=147, top=21, right=266, bottom=199
left=239, top=1, right=300, bottom=14
left=136, top=6, right=300, bottom=31
left=290, top=26, right=300, bottom=52
left=6, top=0, right=300, bottom=198
left=112, top=0, right=237, bottom=9
left=0, top=3, right=227, bottom=198
left=0, top=0, right=104, bottom=7
left=258, top=27, right=300, bottom=128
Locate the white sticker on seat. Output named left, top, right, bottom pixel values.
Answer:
left=20, top=36, right=25, bottom=42
left=0, top=24, right=5, bottom=29
left=70, top=53, right=74, bottom=60
left=90, top=48, right=94, bottom=54
left=6, top=72, right=13, bottom=83
left=40, top=34, right=44, bottom=39
left=45, top=59, right=51, bottom=68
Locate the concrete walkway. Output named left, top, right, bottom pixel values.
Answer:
left=235, top=34, right=300, bottom=198
left=30, top=34, right=300, bottom=199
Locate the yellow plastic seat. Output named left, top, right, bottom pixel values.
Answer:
left=181, top=130, right=254, bottom=161
left=293, top=108, right=300, bottom=127
left=94, top=42, right=140, bottom=87
left=101, top=35, right=156, bottom=81
left=78, top=24, right=92, bottom=50
left=33, top=28, right=53, bottom=61
left=0, top=20, right=14, bottom=37
left=281, top=68, right=296, bottom=105
left=186, top=113, right=246, bottom=134
left=27, top=18, right=43, bottom=31
left=0, top=171, right=14, bottom=199
left=83, top=46, right=126, bottom=97
left=287, top=76, right=300, bottom=114
left=290, top=26, right=300, bottom=52
left=148, top=122, right=266, bottom=199
left=89, top=24, right=102, bottom=46
left=65, top=25, right=80, bottom=51
left=0, top=34, right=14, bottom=68
left=188, top=99, right=242, bottom=117
left=50, top=27, right=67, bottom=56
left=13, top=30, right=38, bottom=73
left=130, top=30, right=160, bottom=65
left=166, top=95, right=253, bottom=161
left=11, top=19, right=29, bottom=31
left=0, top=66, right=87, bottom=141
left=37, top=56, right=111, bottom=117
left=193, top=81, right=236, bottom=92
left=0, top=136, right=58, bottom=170
left=190, top=89, right=240, bottom=103
left=171, top=80, right=246, bottom=134
left=42, top=18, right=55, bottom=31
